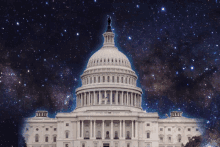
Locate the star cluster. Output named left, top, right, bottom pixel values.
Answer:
left=0, top=0, right=220, bottom=146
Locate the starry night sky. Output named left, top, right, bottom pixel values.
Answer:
left=0, top=0, right=220, bottom=146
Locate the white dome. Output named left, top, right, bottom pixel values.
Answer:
left=87, top=47, right=131, bottom=69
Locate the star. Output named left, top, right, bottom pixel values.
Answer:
left=161, top=7, right=165, bottom=11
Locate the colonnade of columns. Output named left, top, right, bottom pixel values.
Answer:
left=77, top=120, right=138, bottom=140
left=76, top=90, right=141, bottom=108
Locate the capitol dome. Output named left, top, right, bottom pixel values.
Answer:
left=75, top=17, right=142, bottom=110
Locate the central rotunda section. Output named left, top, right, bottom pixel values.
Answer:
left=75, top=18, right=142, bottom=109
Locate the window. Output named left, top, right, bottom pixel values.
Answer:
left=147, top=123, right=150, bottom=126
left=168, top=136, right=171, bottom=142
left=178, top=135, right=181, bottom=143
left=66, top=132, right=69, bottom=138
left=178, top=128, right=181, bottom=131
left=45, top=136, right=48, bottom=142
left=127, top=143, right=130, bottom=147
left=160, top=128, right=163, bottom=131
left=98, top=77, right=100, bottom=83
left=65, top=144, right=69, bottom=147
left=121, top=77, right=123, bottom=83
left=46, top=128, right=48, bottom=131
left=103, top=76, right=105, bottom=82
left=26, top=128, right=28, bottom=131
left=66, top=123, right=69, bottom=126
left=94, top=77, right=96, bottom=83
left=188, top=128, right=191, bottom=131
left=54, top=128, right=57, bottom=131
left=188, top=137, right=191, bottom=141
left=196, top=128, right=199, bottom=131
left=115, top=131, right=118, bottom=138
left=126, top=123, right=130, bottom=127
left=107, top=76, right=110, bottom=82
left=112, top=76, right=114, bottom=82
left=90, top=77, right=92, bottom=83
left=125, top=78, right=127, bottom=83
left=106, top=131, right=109, bottom=138
left=97, top=131, right=101, bottom=138
left=35, top=134, right=39, bottom=142
left=147, top=132, right=150, bottom=138
left=53, top=136, right=56, bottom=142
left=129, top=78, right=130, bottom=84
left=36, top=128, right=39, bottom=131
left=117, top=77, right=119, bottom=83
left=146, top=144, right=150, bottom=147
left=168, top=128, right=171, bottom=131
left=160, top=137, right=163, bottom=142
left=126, top=131, right=130, bottom=138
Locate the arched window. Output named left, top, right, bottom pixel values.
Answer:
left=107, top=76, right=110, bottom=82
left=45, top=136, right=48, bottom=142
left=108, top=59, right=109, bottom=62
left=125, top=78, right=127, bottom=83
left=112, top=76, right=114, bottom=82
left=66, top=131, right=69, bottom=138
left=121, top=77, right=123, bottom=83
left=35, top=134, right=39, bottom=142
left=90, top=77, right=92, bottom=84
left=147, top=132, right=150, bottom=138
left=98, top=76, right=100, bottom=83
left=159, top=136, right=163, bottom=142
left=129, top=78, right=130, bottom=84
left=112, top=93, right=115, bottom=103
left=87, top=78, right=88, bottom=84
left=117, top=77, right=119, bottom=83
left=53, top=136, right=56, bottom=142
left=103, top=76, right=105, bottom=82
left=178, top=134, right=181, bottom=143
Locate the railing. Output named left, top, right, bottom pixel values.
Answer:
left=84, top=137, right=90, bottom=140
left=126, top=137, right=131, bottom=140
left=114, top=137, right=119, bottom=139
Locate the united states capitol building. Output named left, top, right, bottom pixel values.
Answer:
left=23, top=18, right=203, bottom=147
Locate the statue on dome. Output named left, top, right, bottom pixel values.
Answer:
left=108, top=16, right=111, bottom=26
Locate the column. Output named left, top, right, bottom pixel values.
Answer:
left=84, top=92, right=86, bottom=106
left=123, top=120, right=125, bottom=139
left=132, top=120, right=134, bottom=139
left=120, top=120, right=122, bottom=138
left=127, top=92, right=128, bottom=105
left=131, top=93, right=133, bottom=106
left=99, top=91, right=101, bottom=104
left=121, top=91, right=124, bottom=105
left=116, top=91, right=118, bottom=105
left=82, top=120, right=84, bottom=138
left=94, top=120, right=96, bottom=138
left=88, top=91, right=90, bottom=106
left=77, top=121, right=80, bottom=139
left=111, top=120, right=113, bottom=139
left=102, top=120, right=105, bottom=139
left=140, top=95, right=142, bottom=107
left=93, top=91, right=96, bottom=105
left=110, top=90, right=112, bottom=105
left=134, top=94, right=137, bottom=107
left=90, top=120, right=92, bottom=138
left=135, top=120, right=138, bottom=139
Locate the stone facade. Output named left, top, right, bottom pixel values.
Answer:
left=23, top=19, right=203, bottom=147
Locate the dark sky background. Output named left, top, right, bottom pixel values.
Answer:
left=0, top=0, right=220, bottom=146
